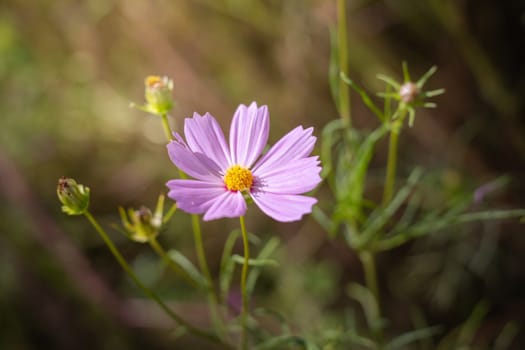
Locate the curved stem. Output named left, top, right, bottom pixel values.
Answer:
left=159, top=111, right=226, bottom=340
left=192, top=214, right=225, bottom=339
left=360, top=251, right=379, bottom=311
left=239, top=216, right=250, bottom=350
left=160, top=111, right=225, bottom=338
left=83, top=211, right=220, bottom=344
left=359, top=250, right=382, bottom=342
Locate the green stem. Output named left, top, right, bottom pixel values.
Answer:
left=239, top=216, right=250, bottom=350
left=382, top=123, right=400, bottom=205
left=382, top=110, right=406, bottom=205
left=192, top=214, right=225, bottom=339
left=163, top=203, right=178, bottom=224
left=161, top=113, right=173, bottom=141
left=160, top=110, right=225, bottom=338
left=83, top=211, right=220, bottom=344
left=337, top=0, right=351, bottom=127
left=359, top=250, right=382, bottom=341
left=360, top=251, right=379, bottom=310
left=149, top=236, right=199, bottom=288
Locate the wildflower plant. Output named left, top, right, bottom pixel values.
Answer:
left=58, top=69, right=322, bottom=348
left=309, top=1, right=525, bottom=348
left=56, top=3, right=525, bottom=350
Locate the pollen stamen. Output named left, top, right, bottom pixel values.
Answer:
left=224, top=165, right=253, bottom=192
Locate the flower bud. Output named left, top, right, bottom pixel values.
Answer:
left=119, top=205, right=162, bottom=243
left=57, top=177, right=90, bottom=215
left=399, top=82, right=420, bottom=104
left=144, top=75, right=174, bottom=115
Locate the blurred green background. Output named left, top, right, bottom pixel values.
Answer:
left=1, top=0, right=525, bottom=349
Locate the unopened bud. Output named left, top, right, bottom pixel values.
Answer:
left=399, top=82, right=420, bottom=104
left=57, top=177, right=90, bottom=215
left=144, top=75, right=174, bottom=115
left=120, top=205, right=162, bottom=243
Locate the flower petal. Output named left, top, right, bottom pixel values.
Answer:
left=252, top=126, right=316, bottom=175
left=167, top=134, right=222, bottom=181
left=166, top=179, right=225, bottom=214
left=229, top=102, right=269, bottom=167
left=203, top=191, right=247, bottom=221
left=252, top=156, right=321, bottom=194
left=250, top=192, right=317, bottom=222
left=184, top=112, right=231, bottom=170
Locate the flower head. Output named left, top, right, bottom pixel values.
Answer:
left=131, top=75, right=175, bottom=116
left=377, top=63, right=445, bottom=127
left=57, top=177, right=90, bottom=215
left=119, top=194, right=166, bottom=243
left=120, top=206, right=160, bottom=242
left=166, top=102, right=322, bottom=222
left=145, top=76, right=174, bottom=114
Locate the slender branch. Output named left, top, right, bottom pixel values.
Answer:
left=239, top=215, right=250, bottom=350
left=337, top=0, right=351, bottom=127
left=359, top=250, right=382, bottom=342
left=383, top=123, right=400, bottom=205
left=83, top=211, right=220, bottom=344
left=161, top=109, right=225, bottom=339
left=161, top=113, right=173, bottom=141
left=382, top=110, right=407, bottom=205
left=192, top=214, right=225, bottom=339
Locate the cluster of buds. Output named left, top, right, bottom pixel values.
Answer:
left=131, top=75, right=174, bottom=116
left=377, top=63, right=445, bottom=127
left=57, top=177, right=90, bottom=215
left=57, top=176, right=171, bottom=242
left=119, top=194, right=166, bottom=243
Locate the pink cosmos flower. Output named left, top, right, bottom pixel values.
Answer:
left=166, top=102, right=321, bottom=222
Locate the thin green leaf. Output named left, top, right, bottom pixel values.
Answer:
left=385, top=326, right=442, bottom=350
left=163, top=203, right=177, bottom=224
left=424, top=88, right=445, bottom=98
left=321, top=118, right=346, bottom=181
left=358, top=168, right=423, bottom=248
left=377, top=208, right=525, bottom=251
left=220, top=229, right=241, bottom=302
left=312, top=206, right=335, bottom=235
left=341, top=331, right=379, bottom=349
left=167, top=250, right=207, bottom=289
left=394, top=192, right=422, bottom=232
left=384, top=83, right=393, bottom=120
left=255, top=334, right=319, bottom=350
left=254, top=307, right=291, bottom=335
left=377, top=74, right=401, bottom=90
left=345, top=125, right=389, bottom=201
left=456, top=300, right=489, bottom=347
left=334, top=125, right=389, bottom=235
left=416, top=65, right=437, bottom=89
left=494, top=322, right=519, bottom=350
left=408, top=107, right=415, bottom=127
left=246, top=237, right=280, bottom=295
left=347, top=283, right=381, bottom=331
left=340, top=73, right=385, bottom=122
left=232, top=255, right=279, bottom=268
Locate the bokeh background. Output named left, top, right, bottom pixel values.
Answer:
left=1, top=0, right=525, bottom=349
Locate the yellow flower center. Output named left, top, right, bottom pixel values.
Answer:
left=145, top=75, right=162, bottom=88
left=224, top=165, right=253, bottom=192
